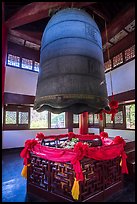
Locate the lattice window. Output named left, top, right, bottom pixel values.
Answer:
left=51, top=112, right=65, bottom=128
left=4, top=105, right=30, bottom=130
left=126, top=104, right=135, bottom=129
left=73, top=114, right=79, bottom=124
left=5, top=111, right=17, bottom=124
left=30, top=108, right=48, bottom=129
left=104, top=60, right=112, bottom=71
left=22, top=58, right=33, bottom=70
left=114, top=111, right=123, bottom=124
left=94, top=114, right=99, bottom=124
left=7, top=54, right=20, bottom=67
left=125, top=45, right=135, bottom=62
left=88, top=114, right=93, bottom=124
left=18, top=112, right=29, bottom=124
left=106, top=114, right=113, bottom=124
left=34, top=61, right=40, bottom=72
left=113, top=53, right=123, bottom=67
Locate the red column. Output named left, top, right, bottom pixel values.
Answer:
left=2, top=23, right=8, bottom=105
left=79, top=112, right=88, bottom=134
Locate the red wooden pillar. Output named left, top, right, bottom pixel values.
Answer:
left=2, top=23, right=8, bottom=105
left=66, top=112, right=73, bottom=133
left=79, top=112, right=88, bottom=134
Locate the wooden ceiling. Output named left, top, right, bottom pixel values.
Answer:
left=3, top=1, right=135, bottom=61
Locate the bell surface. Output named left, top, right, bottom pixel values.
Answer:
left=34, top=8, right=109, bottom=114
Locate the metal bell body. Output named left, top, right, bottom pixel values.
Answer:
left=34, top=8, right=109, bottom=114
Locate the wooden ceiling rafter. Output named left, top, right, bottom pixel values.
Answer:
left=99, top=4, right=111, bottom=23
left=72, top=2, right=96, bottom=8
left=5, top=2, right=135, bottom=63
left=102, top=4, right=135, bottom=45
left=5, top=2, right=96, bottom=29
left=88, top=5, right=109, bottom=22
left=9, top=29, right=41, bottom=45
left=103, top=30, right=135, bottom=62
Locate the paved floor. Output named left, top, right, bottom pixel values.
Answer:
left=2, top=149, right=135, bottom=202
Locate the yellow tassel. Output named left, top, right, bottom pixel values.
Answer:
left=71, top=178, right=80, bottom=200
left=120, top=158, right=122, bottom=166
left=21, top=164, right=30, bottom=179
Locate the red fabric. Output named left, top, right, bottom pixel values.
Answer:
left=36, top=132, right=45, bottom=140
left=87, top=143, right=123, bottom=160
left=100, top=132, right=111, bottom=146
left=35, top=132, right=101, bottom=141
left=20, top=135, right=128, bottom=181
left=36, top=133, right=68, bottom=141
left=100, top=132, right=108, bottom=138
left=78, top=135, right=101, bottom=140
left=113, top=136, right=126, bottom=147
left=110, top=108, right=118, bottom=120
left=99, top=100, right=119, bottom=121
left=99, top=112, right=103, bottom=120
left=68, top=132, right=76, bottom=140
left=71, top=160, right=84, bottom=181
left=2, top=23, right=8, bottom=105
left=109, top=100, right=119, bottom=109
left=20, top=139, right=38, bottom=165
left=121, top=151, right=128, bottom=174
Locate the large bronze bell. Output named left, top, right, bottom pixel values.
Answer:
left=34, top=8, right=109, bottom=114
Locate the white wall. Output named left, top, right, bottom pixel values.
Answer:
left=104, top=129, right=135, bottom=142
left=5, top=59, right=135, bottom=97
left=88, top=128, right=100, bottom=134
left=4, top=66, right=38, bottom=96
left=73, top=128, right=79, bottom=134
left=2, top=129, right=68, bottom=149
left=105, top=59, right=135, bottom=96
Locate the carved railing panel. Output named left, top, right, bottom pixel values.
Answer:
left=50, top=161, right=74, bottom=199
left=79, top=158, right=104, bottom=200
left=28, top=153, right=49, bottom=190
left=28, top=152, right=122, bottom=201
left=103, top=157, right=122, bottom=188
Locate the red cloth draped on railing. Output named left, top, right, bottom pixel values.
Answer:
left=36, top=132, right=102, bottom=141
left=20, top=139, right=38, bottom=165
left=20, top=132, right=128, bottom=182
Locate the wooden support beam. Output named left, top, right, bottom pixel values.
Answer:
left=79, top=112, right=88, bottom=134
left=102, top=4, right=135, bottom=45
left=5, top=2, right=69, bottom=29
left=89, top=6, right=109, bottom=22
left=2, top=2, right=5, bottom=22
left=4, top=92, right=35, bottom=105
left=100, top=4, right=112, bottom=23
left=66, top=112, right=73, bottom=132
left=103, top=30, right=135, bottom=62
left=5, top=2, right=95, bottom=29
left=8, top=41, right=40, bottom=62
left=2, top=23, right=8, bottom=105
left=9, top=29, right=41, bottom=45
left=108, top=90, right=135, bottom=103
left=73, top=2, right=96, bottom=8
